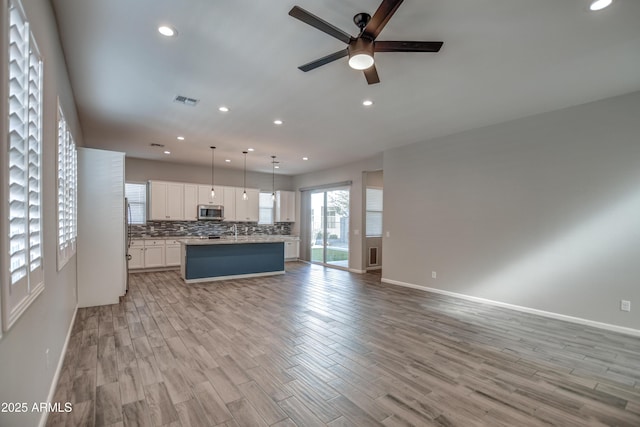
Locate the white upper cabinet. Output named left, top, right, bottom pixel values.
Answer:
left=275, top=190, right=296, bottom=222
left=198, top=185, right=224, bottom=206
left=148, top=181, right=184, bottom=220
left=222, top=186, right=236, bottom=221
left=184, top=184, right=198, bottom=221
left=147, top=181, right=264, bottom=222
left=234, top=188, right=259, bottom=222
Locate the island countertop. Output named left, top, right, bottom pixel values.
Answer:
left=178, top=236, right=299, bottom=245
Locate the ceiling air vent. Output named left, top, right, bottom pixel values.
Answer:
left=174, top=95, right=199, bottom=106
left=150, top=143, right=165, bottom=147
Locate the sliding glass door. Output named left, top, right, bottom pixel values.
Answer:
left=310, top=189, right=349, bottom=268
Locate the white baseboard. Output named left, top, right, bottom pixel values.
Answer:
left=39, top=305, right=78, bottom=427
left=367, top=266, right=382, bottom=271
left=381, top=277, right=640, bottom=338
left=349, top=268, right=366, bottom=274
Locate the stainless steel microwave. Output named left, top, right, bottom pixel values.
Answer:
left=198, top=205, right=224, bottom=220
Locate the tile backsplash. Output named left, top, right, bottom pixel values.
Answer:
left=130, top=221, right=293, bottom=238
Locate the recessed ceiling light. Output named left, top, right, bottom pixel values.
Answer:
left=362, top=100, right=374, bottom=107
left=273, top=119, right=283, bottom=125
left=218, top=106, right=229, bottom=112
left=275, top=165, right=280, bottom=169
left=158, top=26, right=177, bottom=37
left=589, top=0, right=613, bottom=11
left=164, top=151, right=171, bottom=155
left=302, top=157, right=308, bottom=161
left=177, top=136, right=184, bottom=140
left=247, top=148, right=255, bottom=152
left=225, top=159, right=231, bottom=162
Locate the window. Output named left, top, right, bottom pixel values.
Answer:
left=258, top=192, right=274, bottom=225
left=3, top=0, right=44, bottom=330
left=366, top=187, right=383, bottom=237
left=125, top=183, right=147, bottom=224
left=326, top=209, right=336, bottom=228
left=57, top=103, right=78, bottom=270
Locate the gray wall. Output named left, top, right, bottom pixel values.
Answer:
left=126, top=157, right=294, bottom=192
left=383, top=91, right=640, bottom=330
left=0, top=0, right=81, bottom=425
left=292, top=155, right=383, bottom=272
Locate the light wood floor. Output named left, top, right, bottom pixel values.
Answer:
left=47, top=262, right=640, bottom=426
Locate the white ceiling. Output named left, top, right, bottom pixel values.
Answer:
left=51, top=0, right=640, bottom=176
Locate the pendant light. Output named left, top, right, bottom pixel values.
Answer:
left=271, top=155, right=277, bottom=201
left=242, top=151, right=248, bottom=200
left=210, top=146, right=216, bottom=199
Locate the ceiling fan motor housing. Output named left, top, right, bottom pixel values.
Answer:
left=353, top=12, right=371, bottom=30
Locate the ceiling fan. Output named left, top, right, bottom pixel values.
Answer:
left=289, top=0, right=443, bottom=85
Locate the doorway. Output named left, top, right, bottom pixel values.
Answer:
left=310, top=188, right=349, bottom=268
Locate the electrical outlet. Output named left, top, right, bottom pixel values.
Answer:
left=432, top=271, right=437, bottom=279
left=620, top=300, right=631, bottom=312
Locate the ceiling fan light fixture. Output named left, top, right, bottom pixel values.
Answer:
left=348, top=39, right=374, bottom=70
left=589, top=0, right=613, bottom=11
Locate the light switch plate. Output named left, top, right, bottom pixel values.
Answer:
left=621, top=300, right=631, bottom=312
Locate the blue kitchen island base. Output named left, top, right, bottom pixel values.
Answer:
left=181, top=241, right=285, bottom=283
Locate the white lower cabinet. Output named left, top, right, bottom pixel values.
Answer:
left=284, top=240, right=300, bottom=259
left=129, top=239, right=173, bottom=269
left=128, top=241, right=145, bottom=269
left=143, top=240, right=165, bottom=268
left=165, top=240, right=181, bottom=266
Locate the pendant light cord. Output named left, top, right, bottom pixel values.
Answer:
left=242, top=151, right=248, bottom=199
left=271, top=155, right=276, bottom=198
left=210, top=146, right=215, bottom=188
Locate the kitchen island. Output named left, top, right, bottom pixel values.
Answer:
left=179, top=237, right=290, bottom=283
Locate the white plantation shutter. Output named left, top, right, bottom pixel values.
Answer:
left=8, top=0, right=29, bottom=287
left=4, top=0, right=44, bottom=330
left=57, top=104, right=78, bottom=269
left=71, top=147, right=78, bottom=239
left=28, top=39, right=43, bottom=275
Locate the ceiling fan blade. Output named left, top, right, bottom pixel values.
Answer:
left=363, top=65, right=380, bottom=85
left=375, top=40, right=443, bottom=52
left=298, top=49, right=349, bottom=72
left=289, top=6, right=353, bottom=44
left=362, top=0, right=404, bottom=40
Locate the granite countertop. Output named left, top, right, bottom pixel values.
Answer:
left=179, top=236, right=299, bottom=245
left=133, top=235, right=299, bottom=242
